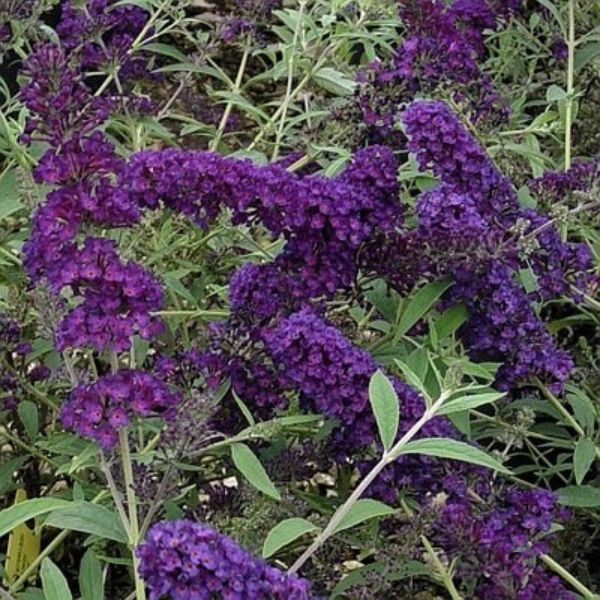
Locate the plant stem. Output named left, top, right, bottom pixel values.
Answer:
left=272, top=0, right=307, bottom=160
left=210, top=40, right=252, bottom=151
left=541, top=554, right=599, bottom=599
left=119, top=429, right=146, bottom=600
left=100, top=450, right=131, bottom=534
left=289, top=391, right=451, bottom=573
left=564, top=0, right=576, bottom=170
left=421, top=535, right=463, bottom=600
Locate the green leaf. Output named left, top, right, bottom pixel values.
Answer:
left=79, top=549, right=104, bottom=600
left=435, top=304, right=468, bottom=340
left=231, top=443, right=281, bottom=501
left=437, top=392, right=505, bottom=416
left=312, top=67, right=356, bottom=96
left=163, top=272, right=197, bottom=305
left=393, top=359, right=431, bottom=402
left=397, top=279, right=453, bottom=338
left=41, top=558, right=72, bottom=600
left=0, top=498, right=72, bottom=537
left=368, top=370, right=399, bottom=451
left=45, top=502, right=128, bottom=543
left=546, top=84, right=567, bottom=103
left=393, top=438, right=510, bottom=474
left=262, top=518, right=318, bottom=558
left=557, top=485, right=600, bottom=507
left=576, top=41, right=600, bottom=71
left=18, top=401, right=39, bottom=441
left=573, top=439, right=597, bottom=485
left=232, top=389, right=256, bottom=427
left=567, top=390, right=596, bottom=435
left=333, top=499, right=395, bottom=534
left=141, top=42, right=188, bottom=63
left=0, top=169, right=23, bottom=221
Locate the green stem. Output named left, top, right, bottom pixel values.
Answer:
left=119, top=429, right=146, bottom=600
left=564, top=0, right=576, bottom=170
left=288, top=391, right=451, bottom=573
left=62, top=351, right=78, bottom=386
left=272, top=0, right=307, bottom=160
left=541, top=554, right=599, bottom=599
left=210, top=40, right=252, bottom=151
left=421, top=535, right=463, bottom=600
left=100, top=450, right=131, bottom=534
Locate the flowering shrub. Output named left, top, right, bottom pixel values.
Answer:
left=0, top=1, right=598, bottom=599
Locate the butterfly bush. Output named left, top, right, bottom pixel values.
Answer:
left=357, top=0, right=522, bottom=139
left=17, top=2, right=591, bottom=597
left=362, top=100, right=594, bottom=392
left=137, top=520, right=315, bottom=600
left=434, top=488, right=574, bottom=599
left=61, top=370, right=180, bottom=449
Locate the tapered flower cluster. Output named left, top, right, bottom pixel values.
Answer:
left=57, top=0, right=148, bottom=78
left=403, top=100, right=517, bottom=215
left=123, top=144, right=400, bottom=298
left=374, top=99, right=596, bottom=391
left=21, top=34, right=162, bottom=355
left=137, top=519, right=315, bottom=600
left=61, top=370, right=180, bottom=449
left=54, top=238, right=164, bottom=352
left=531, top=159, right=599, bottom=202
left=357, top=0, right=521, bottom=138
left=21, top=44, right=111, bottom=146
left=433, top=488, right=574, bottom=599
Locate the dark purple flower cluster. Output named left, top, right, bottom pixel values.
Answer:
left=455, top=265, right=574, bottom=392
left=22, top=40, right=162, bottom=355
left=357, top=0, right=521, bottom=137
left=61, top=369, right=179, bottom=448
left=403, top=100, right=517, bottom=216
left=388, top=100, right=594, bottom=391
left=123, top=144, right=400, bottom=298
left=57, top=0, right=148, bottom=78
left=21, top=44, right=112, bottom=146
left=137, top=519, right=315, bottom=600
left=433, top=489, right=574, bottom=599
left=228, top=263, right=291, bottom=322
left=53, top=237, right=163, bottom=352
left=264, top=307, right=380, bottom=450
left=530, top=158, right=599, bottom=202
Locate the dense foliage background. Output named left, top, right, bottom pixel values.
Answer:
left=0, top=0, right=599, bottom=598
